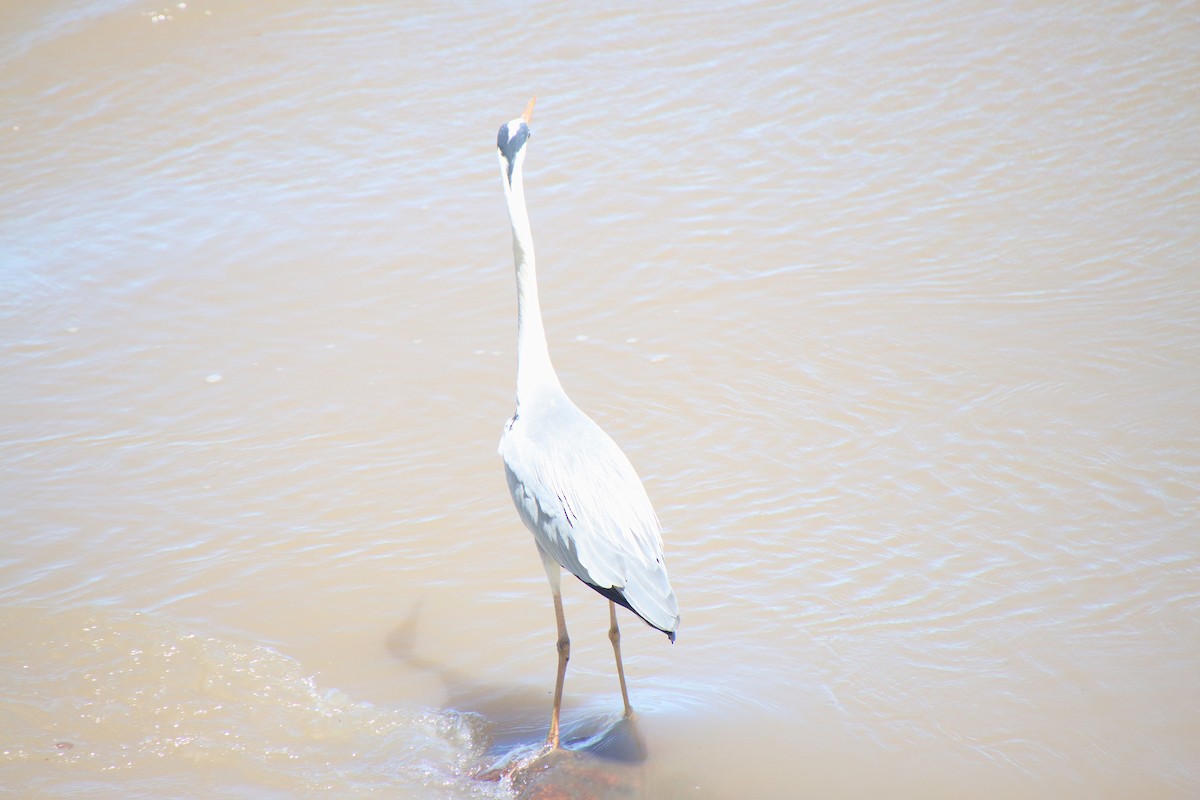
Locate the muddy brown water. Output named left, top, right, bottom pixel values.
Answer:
left=2, top=2, right=1198, bottom=797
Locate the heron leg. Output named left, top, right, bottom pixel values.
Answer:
left=609, top=601, right=632, bottom=717
left=548, top=585, right=570, bottom=749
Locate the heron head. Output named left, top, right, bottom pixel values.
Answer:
left=497, top=96, right=536, bottom=185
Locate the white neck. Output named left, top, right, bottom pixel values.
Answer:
left=502, top=153, right=563, bottom=407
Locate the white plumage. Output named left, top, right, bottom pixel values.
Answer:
left=495, top=98, right=679, bottom=748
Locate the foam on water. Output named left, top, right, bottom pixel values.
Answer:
left=2, top=0, right=1198, bottom=797
left=0, top=607, right=506, bottom=799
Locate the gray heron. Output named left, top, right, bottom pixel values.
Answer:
left=495, top=98, right=680, bottom=749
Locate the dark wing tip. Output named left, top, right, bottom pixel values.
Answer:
left=584, top=580, right=679, bottom=641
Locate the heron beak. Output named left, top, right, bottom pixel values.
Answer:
left=521, top=96, right=536, bottom=125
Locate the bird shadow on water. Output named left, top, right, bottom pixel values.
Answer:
left=387, top=604, right=648, bottom=799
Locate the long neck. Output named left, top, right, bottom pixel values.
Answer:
left=505, top=164, right=563, bottom=406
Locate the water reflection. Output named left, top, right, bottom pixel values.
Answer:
left=2, top=0, right=1197, bottom=796
left=389, top=603, right=650, bottom=799
left=386, top=602, right=559, bottom=745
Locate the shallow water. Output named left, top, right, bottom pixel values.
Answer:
left=3, top=1, right=1198, bottom=797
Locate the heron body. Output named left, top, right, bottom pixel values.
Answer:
left=495, top=98, right=679, bottom=748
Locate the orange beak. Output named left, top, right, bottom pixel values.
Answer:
left=521, top=96, right=536, bottom=125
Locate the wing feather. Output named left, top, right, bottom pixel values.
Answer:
left=499, top=394, right=679, bottom=635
